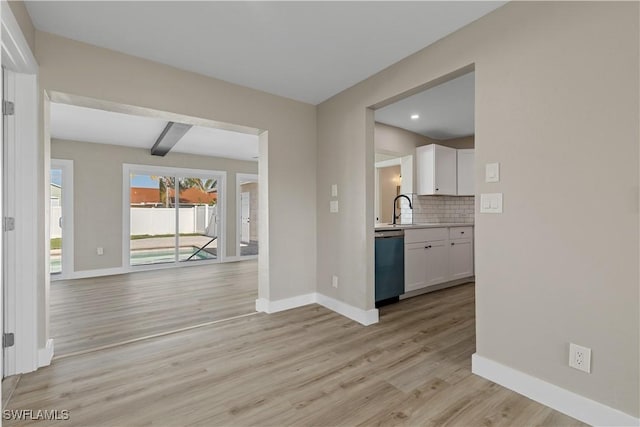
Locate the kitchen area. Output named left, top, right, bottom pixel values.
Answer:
left=373, top=71, right=476, bottom=307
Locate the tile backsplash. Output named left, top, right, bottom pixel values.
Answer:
left=399, top=194, right=474, bottom=224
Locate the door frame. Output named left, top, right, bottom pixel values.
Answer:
left=1, top=0, right=43, bottom=376
left=236, top=173, right=258, bottom=259
left=122, top=163, right=227, bottom=271
left=50, top=159, right=74, bottom=280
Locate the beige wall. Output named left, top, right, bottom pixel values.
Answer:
left=7, top=0, right=35, bottom=53
left=51, top=139, right=257, bottom=271
left=240, top=182, right=259, bottom=242
left=375, top=122, right=474, bottom=156
left=429, top=135, right=474, bottom=150
left=378, top=165, right=400, bottom=223
left=375, top=123, right=429, bottom=156
left=35, top=31, right=317, bottom=341
left=318, top=1, right=639, bottom=417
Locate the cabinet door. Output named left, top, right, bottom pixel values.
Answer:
left=457, top=149, right=475, bottom=196
left=425, top=240, right=450, bottom=286
left=434, top=145, right=457, bottom=195
left=449, top=238, right=474, bottom=280
left=405, top=242, right=427, bottom=292
left=416, top=145, right=435, bottom=195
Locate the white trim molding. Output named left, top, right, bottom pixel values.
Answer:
left=255, top=293, right=316, bottom=314
left=472, top=353, right=640, bottom=427
left=0, top=1, right=38, bottom=74
left=315, top=293, right=379, bottom=326
left=38, top=339, right=55, bottom=368
left=255, top=293, right=379, bottom=326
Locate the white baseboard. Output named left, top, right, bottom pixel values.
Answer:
left=54, top=267, right=127, bottom=280
left=255, top=293, right=316, bottom=314
left=315, top=293, right=379, bottom=326
left=256, top=293, right=379, bottom=326
left=38, top=339, right=54, bottom=367
left=472, top=353, right=640, bottom=427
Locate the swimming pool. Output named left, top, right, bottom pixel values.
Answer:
left=131, top=246, right=215, bottom=265
left=50, top=246, right=215, bottom=274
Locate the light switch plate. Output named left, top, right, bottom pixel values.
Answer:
left=330, top=200, right=339, bottom=213
left=480, top=193, right=503, bottom=213
left=486, top=163, right=500, bottom=183
left=331, top=184, right=338, bottom=197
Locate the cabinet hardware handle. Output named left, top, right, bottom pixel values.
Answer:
left=461, top=231, right=464, bottom=234
left=424, top=245, right=431, bottom=249
left=451, top=242, right=455, bottom=246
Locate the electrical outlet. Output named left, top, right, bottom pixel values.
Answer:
left=569, top=343, right=591, bottom=373
left=332, top=275, right=338, bottom=288
left=97, top=247, right=104, bottom=256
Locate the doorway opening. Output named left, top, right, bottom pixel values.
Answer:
left=46, top=95, right=264, bottom=356
left=236, top=173, right=259, bottom=258
left=371, top=66, right=476, bottom=309
left=49, top=159, right=73, bottom=277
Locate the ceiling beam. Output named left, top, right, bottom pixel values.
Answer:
left=151, top=122, right=192, bottom=156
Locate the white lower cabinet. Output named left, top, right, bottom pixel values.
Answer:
left=404, top=227, right=474, bottom=293
left=425, top=240, right=449, bottom=286
left=449, top=238, right=474, bottom=280
left=405, top=242, right=428, bottom=292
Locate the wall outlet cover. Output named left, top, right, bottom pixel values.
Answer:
left=332, top=275, right=338, bottom=288
left=569, top=343, right=591, bottom=373
left=330, top=200, right=339, bottom=213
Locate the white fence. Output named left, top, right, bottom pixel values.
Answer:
left=49, top=205, right=217, bottom=239
left=131, top=206, right=217, bottom=236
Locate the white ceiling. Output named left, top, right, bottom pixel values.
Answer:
left=375, top=72, right=475, bottom=140
left=25, top=2, right=505, bottom=105
left=50, top=103, right=259, bottom=161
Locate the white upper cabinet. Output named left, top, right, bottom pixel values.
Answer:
left=457, top=149, right=475, bottom=196
left=416, top=144, right=457, bottom=195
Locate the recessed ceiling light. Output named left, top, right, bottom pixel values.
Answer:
left=410, top=114, right=420, bottom=120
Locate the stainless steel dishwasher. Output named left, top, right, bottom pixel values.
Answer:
left=374, top=229, right=405, bottom=307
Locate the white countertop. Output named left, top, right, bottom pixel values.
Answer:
left=374, top=223, right=473, bottom=231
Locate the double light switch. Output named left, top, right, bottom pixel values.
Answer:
left=480, top=193, right=503, bottom=213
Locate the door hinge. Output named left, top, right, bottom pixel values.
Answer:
left=3, top=333, right=15, bottom=348
left=3, top=217, right=15, bottom=231
left=3, top=100, right=15, bottom=116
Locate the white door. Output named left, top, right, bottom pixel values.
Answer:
left=2, top=67, right=15, bottom=377
left=1, top=66, right=8, bottom=378
left=240, top=192, right=250, bottom=243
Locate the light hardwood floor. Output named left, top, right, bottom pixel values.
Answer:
left=6, top=283, right=585, bottom=426
left=51, top=260, right=258, bottom=355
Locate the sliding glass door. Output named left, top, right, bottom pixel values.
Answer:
left=178, top=176, right=218, bottom=262
left=127, top=166, right=224, bottom=267
left=129, top=174, right=176, bottom=266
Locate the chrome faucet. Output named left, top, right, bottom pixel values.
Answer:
left=392, top=194, right=413, bottom=225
